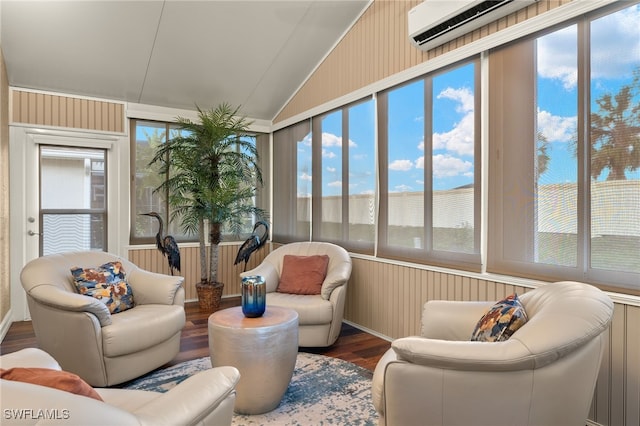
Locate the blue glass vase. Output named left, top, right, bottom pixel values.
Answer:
left=241, top=275, right=266, bottom=317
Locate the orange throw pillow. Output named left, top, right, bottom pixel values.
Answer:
left=277, top=254, right=330, bottom=295
left=0, top=367, right=103, bottom=401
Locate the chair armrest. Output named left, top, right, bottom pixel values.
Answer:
left=320, top=259, right=352, bottom=300
left=371, top=348, right=398, bottom=414
left=420, top=300, right=494, bottom=340
left=241, top=262, right=280, bottom=293
left=127, top=269, right=185, bottom=306
left=28, top=285, right=112, bottom=326
left=133, top=366, right=240, bottom=425
left=392, top=335, right=536, bottom=371
left=0, top=348, right=62, bottom=370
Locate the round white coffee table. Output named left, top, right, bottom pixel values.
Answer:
left=208, top=306, right=299, bottom=414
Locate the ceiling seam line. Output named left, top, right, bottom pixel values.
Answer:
left=138, top=0, right=166, bottom=104
left=240, top=1, right=315, bottom=110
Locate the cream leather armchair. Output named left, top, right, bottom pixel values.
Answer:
left=1, top=348, right=239, bottom=426
left=241, top=242, right=352, bottom=347
left=372, top=281, right=614, bottom=426
left=20, top=251, right=186, bottom=387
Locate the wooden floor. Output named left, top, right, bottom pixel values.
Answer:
left=0, top=297, right=391, bottom=372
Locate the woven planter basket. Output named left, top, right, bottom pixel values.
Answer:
left=195, top=281, right=224, bottom=312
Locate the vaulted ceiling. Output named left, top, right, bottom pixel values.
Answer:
left=1, top=0, right=371, bottom=122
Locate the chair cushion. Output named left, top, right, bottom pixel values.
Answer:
left=101, top=305, right=185, bottom=357
left=277, top=255, right=329, bottom=295
left=267, top=293, right=333, bottom=325
left=71, top=261, right=135, bottom=314
left=470, top=293, right=528, bottom=342
left=0, top=367, right=103, bottom=401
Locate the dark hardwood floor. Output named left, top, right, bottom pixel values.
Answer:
left=0, top=297, right=391, bottom=372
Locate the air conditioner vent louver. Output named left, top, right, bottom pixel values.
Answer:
left=409, top=0, right=538, bottom=51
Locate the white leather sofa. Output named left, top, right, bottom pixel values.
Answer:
left=372, top=281, right=614, bottom=426
left=0, top=348, right=240, bottom=426
left=241, top=242, right=352, bottom=347
left=20, top=251, right=186, bottom=387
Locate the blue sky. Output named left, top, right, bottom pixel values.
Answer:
left=300, top=4, right=639, bottom=197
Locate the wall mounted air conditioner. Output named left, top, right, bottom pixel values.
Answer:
left=408, top=0, right=539, bottom=51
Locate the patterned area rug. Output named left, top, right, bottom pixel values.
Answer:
left=122, top=352, right=378, bottom=425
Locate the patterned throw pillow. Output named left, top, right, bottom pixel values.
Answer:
left=71, top=261, right=135, bottom=314
left=470, top=293, right=528, bottom=342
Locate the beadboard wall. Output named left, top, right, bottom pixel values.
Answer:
left=128, top=244, right=269, bottom=301
left=11, top=89, right=125, bottom=133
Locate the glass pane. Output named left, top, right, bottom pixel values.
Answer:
left=297, top=130, right=312, bottom=238
left=133, top=121, right=168, bottom=239
left=42, top=213, right=105, bottom=255
left=387, top=80, right=425, bottom=249
left=535, top=25, right=579, bottom=266
left=40, top=146, right=107, bottom=255
left=40, top=147, right=105, bottom=210
left=432, top=63, right=475, bottom=253
left=348, top=99, right=376, bottom=244
left=589, top=4, right=640, bottom=274
left=320, top=110, right=342, bottom=240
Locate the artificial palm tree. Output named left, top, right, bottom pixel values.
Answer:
left=150, top=103, right=265, bottom=307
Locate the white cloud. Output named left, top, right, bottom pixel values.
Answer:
left=590, top=5, right=640, bottom=79
left=415, top=155, right=424, bottom=169
left=322, top=132, right=357, bottom=148
left=432, top=154, right=473, bottom=178
left=326, top=166, right=336, bottom=173
left=299, top=172, right=312, bottom=181
left=427, top=87, right=475, bottom=156
left=394, top=184, right=413, bottom=192
left=389, top=159, right=413, bottom=171
left=537, top=24, right=578, bottom=89
left=328, top=180, right=342, bottom=187
left=537, top=5, right=640, bottom=88
left=322, top=149, right=336, bottom=159
left=437, top=87, right=474, bottom=113
left=433, top=112, right=475, bottom=156
left=537, top=108, right=577, bottom=143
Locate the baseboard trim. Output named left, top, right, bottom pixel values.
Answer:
left=586, top=420, right=604, bottom=426
left=0, top=309, right=13, bottom=344
left=343, top=319, right=393, bottom=343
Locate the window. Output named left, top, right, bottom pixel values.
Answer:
left=488, top=3, right=640, bottom=293
left=40, top=146, right=107, bottom=255
left=378, top=59, right=481, bottom=271
left=312, top=99, right=376, bottom=253
left=131, top=119, right=269, bottom=244
left=131, top=120, right=186, bottom=244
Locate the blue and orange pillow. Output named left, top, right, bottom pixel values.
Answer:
left=71, top=261, right=135, bottom=314
left=470, top=293, right=528, bottom=342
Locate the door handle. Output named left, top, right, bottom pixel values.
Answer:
left=28, top=230, right=43, bottom=236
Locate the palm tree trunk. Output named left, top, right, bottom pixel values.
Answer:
left=199, top=218, right=207, bottom=283
left=209, top=222, right=222, bottom=283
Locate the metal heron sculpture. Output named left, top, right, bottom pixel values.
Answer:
left=234, top=220, right=270, bottom=271
left=140, top=212, right=181, bottom=276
